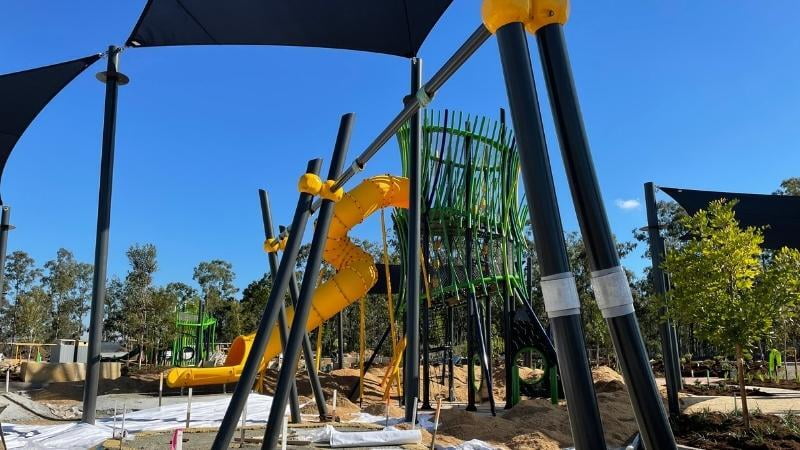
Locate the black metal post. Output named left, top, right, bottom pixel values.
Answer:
left=446, top=305, right=455, bottom=401
left=465, top=123, right=477, bottom=413
left=495, top=23, right=605, bottom=448
left=262, top=115, right=352, bottom=450
left=536, top=24, right=676, bottom=448
left=82, top=46, right=128, bottom=424
left=404, top=57, right=422, bottom=422
left=644, top=182, right=681, bottom=416
left=279, top=228, right=329, bottom=419
left=0, top=206, right=11, bottom=302
left=336, top=313, right=344, bottom=369
left=258, top=189, right=308, bottom=424
left=421, top=219, right=433, bottom=410
left=503, top=241, right=514, bottom=409
left=211, top=159, right=321, bottom=450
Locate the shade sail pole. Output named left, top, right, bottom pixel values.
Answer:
left=0, top=206, right=12, bottom=307
left=82, top=45, right=129, bottom=425
left=644, top=182, right=682, bottom=417
left=404, top=57, right=422, bottom=422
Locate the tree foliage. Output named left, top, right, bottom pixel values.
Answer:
left=663, top=200, right=800, bottom=426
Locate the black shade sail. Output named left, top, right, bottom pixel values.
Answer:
left=126, top=0, right=452, bottom=58
left=660, top=186, right=800, bottom=250
left=0, top=54, right=101, bottom=191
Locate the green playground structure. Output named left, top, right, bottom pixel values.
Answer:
left=393, top=109, right=559, bottom=411
left=171, top=302, right=217, bottom=367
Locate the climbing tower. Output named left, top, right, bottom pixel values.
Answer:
left=171, top=301, right=217, bottom=367
left=395, top=110, right=558, bottom=410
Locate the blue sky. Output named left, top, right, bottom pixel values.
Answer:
left=2, top=1, right=799, bottom=292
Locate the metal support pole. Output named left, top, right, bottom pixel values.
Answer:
left=502, top=241, right=514, bottom=409
left=258, top=189, right=304, bottom=424
left=536, top=24, right=676, bottom=449
left=336, top=313, right=344, bottom=369
left=404, top=57, right=422, bottom=422
left=446, top=306, right=455, bottom=402
left=277, top=225, right=329, bottom=419
left=495, top=23, right=605, bottom=449
left=465, top=125, right=477, bottom=413
left=211, top=159, right=321, bottom=450
left=262, top=115, right=352, bottom=450
left=0, top=206, right=11, bottom=303
left=82, top=46, right=128, bottom=424
left=644, top=182, right=681, bottom=417
left=421, top=219, right=432, bottom=411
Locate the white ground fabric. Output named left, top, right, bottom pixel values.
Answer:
left=306, top=424, right=422, bottom=448
left=1, top=393, right=279, bottom=449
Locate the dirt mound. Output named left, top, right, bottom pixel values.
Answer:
left=362, top=402, right=405, bottom=418
left=592, top=366, right=626, bottom=393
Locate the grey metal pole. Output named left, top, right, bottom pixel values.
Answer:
left=211, top=158, right=321, bottom=450
left=82, top=46, right=128, bottom=425
left=336, top=313, right=344, bottom=369
left=464, top=124, right=477, bottom=413
left=0, top=206, right=11, bottom=301
left=644, top=182, right=681, bottom=416
left=495, top=23, right=605, bottom=448
left=262, top=115, right=352, bottom=450
left=404, top=57, right=422, bottom=422
left=258, top=189, right=303, bottom=424
left=536, top=24, right=676, bottom=449
left=421, top=220, right=432, bottom=411
left=278, top=228, right=330, bottom=420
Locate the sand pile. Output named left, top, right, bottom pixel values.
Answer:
left=435, top=366, right=638, bottom=448
left=592, top=366, right=626, bottom=393
left=363, top=402, right=405, bottom=418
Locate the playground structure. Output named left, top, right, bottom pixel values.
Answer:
left=0, top=1, right=681, bottom=449
left=171, top=302, right=217, bottom=367
left=165, top=110, right=560, bottom=412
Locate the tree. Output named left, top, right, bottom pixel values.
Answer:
left=773, top=177, right=800, bottom=196
left=663, top=200, right=800, bottom=428
left=14, top=286, right=50, bottom=343
left=0, top=251, right=42, bottom=342
left=193, top=260, right=238, bottom=341
left=123, top=244, right=158, bottom=364
left=42, top=248, right=93, bottom=341
left=103, top=277, right=127, bottom=342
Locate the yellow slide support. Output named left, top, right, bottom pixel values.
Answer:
left=166, top=175, right=409, bottom=388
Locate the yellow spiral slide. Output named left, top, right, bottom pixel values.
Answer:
left=166, top=175, right=408, bottom=388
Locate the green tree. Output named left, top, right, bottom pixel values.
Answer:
left=1, top=251, right=42, bottom=342
left=103, top=277, right=127, bottom=342
left=14, top=286, right=50, bottom=343
left=123, top=244, right=158, bottom=364
left=193, top=260, right=239, bottom=341
left=42, top=248, right=93, bottom=341
left=773, top=177, right=800, bottom=196
left=663, top=200, right=800, bottom=427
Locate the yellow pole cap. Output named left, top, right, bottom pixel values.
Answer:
left=298, top=173, right=323, bottom=195
left=524, top=0, right=569, bottom=35
left=482, top=0, right=531, bottom=34
left=481, top=0, right=569, bottom=34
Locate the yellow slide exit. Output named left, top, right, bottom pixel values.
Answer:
left=166, top=175, right=408, bottom=388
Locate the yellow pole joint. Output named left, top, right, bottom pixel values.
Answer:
left=263, top=236, right=287, bottom=253
left=298, top=173, right=344, bottom=202
left=481, top=0, right=569, bottom=34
